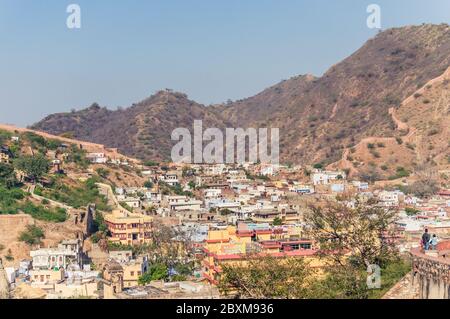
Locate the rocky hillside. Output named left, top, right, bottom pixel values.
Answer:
left=31, top=24, right=450, bottom=166
left=32, top=91, right=228, bottom=161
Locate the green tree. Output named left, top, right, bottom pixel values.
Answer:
left=14, top=154, right=49, bottom=182
left=19, top=225, right=45, bottom=245
left=144, top=180, right=153, bottom=188
left=138, top=263, right=168, bottom=285
left=0, top=163, right=18, bottom=188
left=272, top=217, right=283, bottom=226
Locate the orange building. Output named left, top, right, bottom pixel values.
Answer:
left=202, top=224, right=318, bottom=285
left=105, top=210, right=153, bottom=246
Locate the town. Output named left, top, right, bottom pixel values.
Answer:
left=0, top=126, right=449, bottom=299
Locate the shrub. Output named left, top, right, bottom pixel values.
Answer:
left=19, top=225, right=45, bottom=245
left=95, top=168, right=110, bottom=178
left=20, top=201, right=67, bottom=222
left=395, top=167, right=410, bottom=178
left=138, top=263, right=168, bottom=285
left=313, top=163, right=324, bottom=170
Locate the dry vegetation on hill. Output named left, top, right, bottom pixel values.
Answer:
left=31, top=24, right=450, bottom=173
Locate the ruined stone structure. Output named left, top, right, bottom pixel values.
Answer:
left=411, top=245, right=450, bottom=299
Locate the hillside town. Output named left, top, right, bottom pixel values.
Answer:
left=0, top=127, right=449, bottom=299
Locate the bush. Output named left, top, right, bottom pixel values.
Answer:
left=138, top=263, right=168, bottom=285
left=313, top=163, right=324, bottom=170
left=405, top=207, right=419, bottom=216
left=37, top=177, right=110, bottom=211
left=20, top=201, right=67, bottom=222
left=19, top=225, right=45, bottom=245
left=96, top=168, right=110, bottom=178
left=273, top=217, right=283, bottom=226
left=144, top=181, right=153, bottom=188
left=0, top=186, right=25, bottom=215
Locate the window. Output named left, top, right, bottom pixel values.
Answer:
left=130, top=271, right=135, bottom=276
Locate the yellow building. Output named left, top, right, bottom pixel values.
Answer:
left=122, top=257, right=148, bottom=288
left=202, top=224, right=318, bottom=285
left=251, top=209, right=301, bottom=224
left=30, top=268, right=65, bottom=286
left=105, top=210, right=153, bottom=246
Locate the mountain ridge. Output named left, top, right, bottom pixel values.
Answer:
left=31, top=24, right=450, bottom=171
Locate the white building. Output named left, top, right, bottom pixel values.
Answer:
left=158, top=172, right=179, bottom=186
left=86, top=153, right=108, bottom=164
left=165, top=196, right=202, bottom=211
left=378, top=190, right=404, bottom=207
left=204, top=188, right=222, bottom=199
left=312, top=170, right=346, bottom=185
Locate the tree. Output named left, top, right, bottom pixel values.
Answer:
left=304, top=200, right=400, bottom=298
left=144, top=180, right=153, bottom=189
left=313, top=163, right=324, bottom=170
left=220, top=255, right=314, bottom=299
left=138, top=263, right=168, bottom=285
left=14, top=154, right=49, bottom=182
left=358, top=167, right=381, bottom=184
left=147, top=224, right=191, bottom=268
left=305, top=200, right=398, bottom=269
left=188, top=181, right=196, bottom=190
left=220, top=208, right=233, bottom=216
left=273, top=217, right=283, bottom=226
left=404, top=165, right=439, bottom=198
left=0, top=163, right=18, bottom=188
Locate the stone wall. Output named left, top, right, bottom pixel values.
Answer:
left=411, top=249, right=450, bottom=299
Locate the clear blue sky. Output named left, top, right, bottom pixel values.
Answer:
left=0, top=0, right=449, bottom=126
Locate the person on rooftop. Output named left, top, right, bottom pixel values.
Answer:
left=430, top=234, right=439, bottom=251
left=422, top=229, right=430, bottom=251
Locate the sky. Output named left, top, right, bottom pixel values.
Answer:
left=0, top=0, right=449, bottom=126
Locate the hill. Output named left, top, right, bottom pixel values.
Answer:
left=31, top=24, right=450, bottom=169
